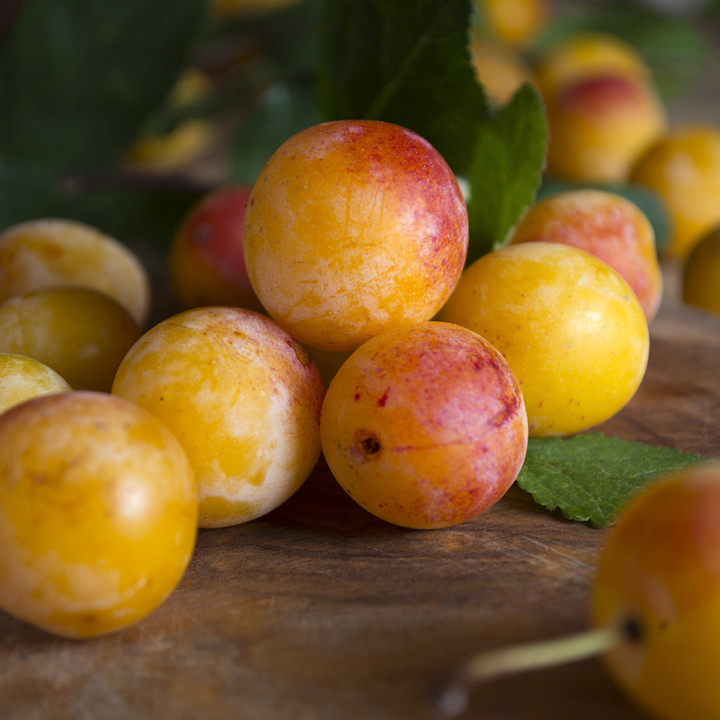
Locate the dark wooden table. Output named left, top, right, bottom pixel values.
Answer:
left=0, top=258, right=718, bottom=720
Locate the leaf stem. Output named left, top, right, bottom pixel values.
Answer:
left=434, top=625, right=625, bottom=717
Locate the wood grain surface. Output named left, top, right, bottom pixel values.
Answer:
left=0, top=258, right=718, bottom=720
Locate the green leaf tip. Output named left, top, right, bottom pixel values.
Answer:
left=516, top=433, right=713, bottom=528
left=466, top=82, right=548, bottom=265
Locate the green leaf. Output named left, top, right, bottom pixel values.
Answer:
left=318, top=0, right=489, bottom=175
left=466, top=83, right=548, bottom=263
left=0, top=0, right=208, bottom=168
left=536, top=179, right=673, bottom=253
left=517, top=433, right=713, bottom=528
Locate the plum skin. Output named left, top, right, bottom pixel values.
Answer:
left=593, top=464, right=720, bottom=720
left=169, top=184, right=264, bottom=312
left=320, top=321, right=528, bottom=530
left=439, top=242, right=649, bottom=437
left=509, top=189, right=663, bottom=322
left=243, top=119, right=469, bottom=351
left=0, top=391, right=197, bottom=639
left=112, top=306, right=325, bottom=528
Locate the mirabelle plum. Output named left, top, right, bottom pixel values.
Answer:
left=112, top=306, right=324, bottom=528
left=438, top=464, right=720, bottom=720
left=243, top=119, right=468, bottom=351
left=682, top=226, right=720, bottom=315
left=169, top=184, right=264, bottom=312
left=535, top=32, right=652, bottom=102
left=593, top=464, right=720, bottom=720
left=545, top=72, right=667, bottom=183
left=469, top=37, right=536, bottom=106
left=478, top=0, right=549, bottom=48
left=0, top=287, right=141, bottom=392
left=320, top=321, right=528, bottom=529
left=508, top=189, right=663, bottom=321
left=630, top=125, right=720, bottom=257
left=0, top=391, right=197, bottom=639
left=438, top=242, right=649, bottom=437
left=0, top=353, right=71, bottom=414
left=0, top=218, right=151, bottom=326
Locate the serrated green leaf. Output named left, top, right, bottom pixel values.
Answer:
left=517, top=433, right=713, bottom=528
left=318, top=0, right=489, bottom=175
left=0, top=0, right=208, bottom=168
left=466, top=83, right=548, bottom=263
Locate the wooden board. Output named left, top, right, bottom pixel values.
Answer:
left=1, top=261, right=719, bottom=720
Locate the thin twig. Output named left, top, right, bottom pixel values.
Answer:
left=434, top=625, right=625, bottom=717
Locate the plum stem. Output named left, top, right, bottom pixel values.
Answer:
left=434, top=625, right=625, bottom=717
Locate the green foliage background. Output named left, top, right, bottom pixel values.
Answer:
left=0, top=0, right=548, bottom=250
left=0, top=0, right=713, bottom=250
left=0, top=0, right=210, bottom=243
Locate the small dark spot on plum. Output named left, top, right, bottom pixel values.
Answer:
left=361, top=436, right=381, bottom=455
left=623, top=616, right=645, bottom=643
left=377, top=390, right=389, bottom=407
left=354, top=392, right=361, bottom=401
left=354, top=431, right=381, bottom=460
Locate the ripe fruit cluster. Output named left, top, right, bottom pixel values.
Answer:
left=0, top=94, right=715, bottom=720
left=0, top=115, right=664, bottom=640
left=0, top=7, right=717, bottom=717
left=0, top=215, right=327, bottom=637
